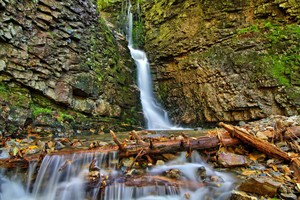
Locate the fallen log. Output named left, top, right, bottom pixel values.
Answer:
left=0, top=131, right=240, bottom=169
left=219, top=122, right=300, bottom=181
left=117, top=131, right=239, bottom=157
left=118, top=175, right=206, bottom=189
left=219, top=122, right=290, bottom=161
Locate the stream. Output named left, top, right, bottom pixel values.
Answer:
left=0, top=150, right=236, bottom=200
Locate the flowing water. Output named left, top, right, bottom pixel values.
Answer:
left=127, top=3, right=175, bottom=130
left=0, top=151, right=235, bottom=200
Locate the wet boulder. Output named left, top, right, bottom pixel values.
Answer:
left=163, top=168, right=183, bottom=180
left=238, top=177, right=281, bottom=197
left=217, top=152, right=249, bottom=167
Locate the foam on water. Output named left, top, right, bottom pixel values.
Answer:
left=0, top=151, right=235, bottom=200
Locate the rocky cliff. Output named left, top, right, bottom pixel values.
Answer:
left=141, top=0, right=300, bottom=126
left=0, top=0, right=142, bottom=136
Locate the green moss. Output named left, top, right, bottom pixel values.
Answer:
left=31, top=105, right=52, bottom=118
left=157, top=81, right=169, bottom=103
left=0, top=83, right=9, bottom=101
left=237, top=25, right=259, bottom=34
left=264, top=24, right=300, bottom=86
left=56, top=112, right=75, bottom=123
left=97, top=0, right=115, bottom=10
left=236, top=22, right=300, bottom=87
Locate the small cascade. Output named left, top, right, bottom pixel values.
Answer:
left=0, top=151, right=235, bottom=200
left=127, top=3, right=175, bottom=130
left=103, top=151, right=235, bottom=200
left=0, top=152, right=119, bottom=200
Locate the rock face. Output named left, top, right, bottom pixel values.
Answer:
left=141, top=0, right=300, bottom=126
left=0, top=0, right=142, bottom=135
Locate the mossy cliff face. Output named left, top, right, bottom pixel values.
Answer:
left=0, top=0, right=142, bottom=136
left=141, top=0, right=300, bottom=126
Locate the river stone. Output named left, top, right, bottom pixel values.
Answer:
left=217, top=152, right=249, bottom=167
left=230, top=190, right=258, bottom=200
left=238, top=177, right=281, bottom=196
left=164, top=169, right=182, bottom=180
left=121, top=157, right=135, bottom=167
left=280, top=193, right=297, bottom=200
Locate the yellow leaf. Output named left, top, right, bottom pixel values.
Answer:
left=241, top=169, right=259, bottom=176
left=28, top=145, right=38, bottom=150
left=269, top=164, right=278, bottom=171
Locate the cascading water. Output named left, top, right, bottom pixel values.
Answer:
left=127, top=3, right=174, bottom=130
left=0, top=151, right=235, bottom=200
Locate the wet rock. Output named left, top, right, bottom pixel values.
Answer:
left=162, top=153, right=177, bottom=161
left=98, top=141, right=108, bottom=147
left=230, top=190, right=258, bottom=200
left=21, top=138, right=34, bottom=144
left=218, top=152, right=249, bottom=167
left=238, top=177, right=281, bottom=196
left=46, top=141, right=54, bottom=149
left=54, top=141, right=65, bottom=150
left=121, top=157, right=135, bottom=167
left=24, top=146, right=40, bottom=155
left=156, top=160, right=165, bottom=166
left=89, top=141, right=98, bottom=149
left=164, top=169, right=182, bottom=180
left=280, top=193, right=297, bottom=200
left=197, top=166, right=206, bottom=181
left=256, top=131, right=272, bottom=140
left=286, top=126, right=300, bottom=137
left=36, top=140, right=46, bottom=150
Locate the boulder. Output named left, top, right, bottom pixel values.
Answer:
left=238, top=177, right=281, bottom=196
left=217, top=152, right=249, bottom=167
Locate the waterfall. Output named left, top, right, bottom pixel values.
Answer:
left=127, top=3, right=175, bottom=130
left=0, top=151, right=235, bottom=200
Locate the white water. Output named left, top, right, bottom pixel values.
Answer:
left=0, top=151, right=235, bottom=200
left=127, top=3, right=175, bottom=130
left=0, top=152, right=118, bottom=200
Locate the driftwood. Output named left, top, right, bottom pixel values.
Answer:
left=219, top=122, right=300, bottom=181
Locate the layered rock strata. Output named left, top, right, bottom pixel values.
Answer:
left=0, top=0, right=141, bottom=135
left=142, top=0, right=300, bottom=126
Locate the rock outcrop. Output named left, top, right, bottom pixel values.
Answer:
left=141, top=0, right=300, bottom=126
left=0, top=0, right=142, bottom=136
